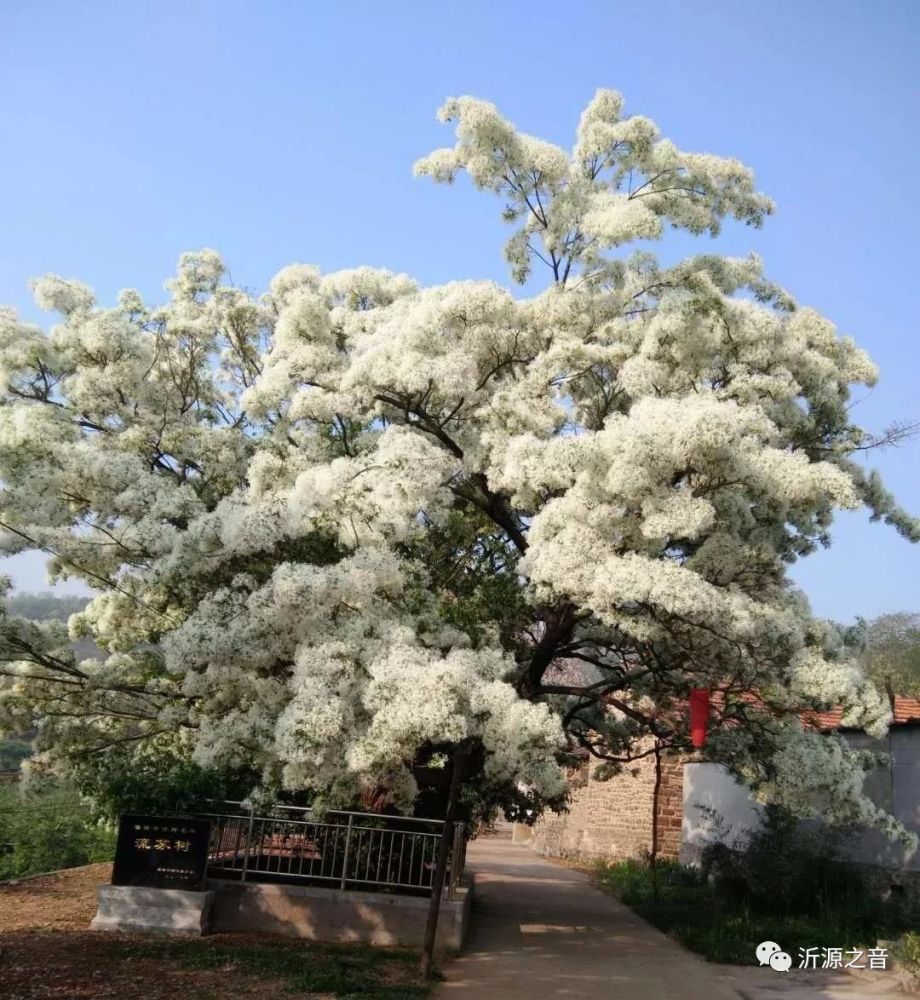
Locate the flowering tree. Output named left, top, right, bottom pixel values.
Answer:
left=0, top=91, right=916, bottom=834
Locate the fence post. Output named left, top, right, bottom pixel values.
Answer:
left=340, top=813, right=354, bottom=890
left=448, top=821, right=464, bottom=900
left=240, top=806, right=255, bottom=884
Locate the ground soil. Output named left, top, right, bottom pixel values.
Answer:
left=0, top=931, right=299, bottom=1000
left=0, top=862, right=112, bottom=932
left=0, top=865, right=424, bottom=1000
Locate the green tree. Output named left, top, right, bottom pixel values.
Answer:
left=6, top=592, right=89, bottom=622
left=853, top=613, right=920, bottom=707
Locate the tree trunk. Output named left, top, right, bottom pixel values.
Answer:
left=650, top=739, right=662, bottom=903
left=419, top=738, right=474, bottom=979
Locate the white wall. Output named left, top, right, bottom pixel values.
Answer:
left=841, top=728, right=920, bottom=871
left=680, top=762, right=763, bottom=864
left=680, top=727, right=920, bottom=871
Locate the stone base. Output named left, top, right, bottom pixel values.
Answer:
left=209, top=878, right=472, bottom=950
left=91, top=885, right=215, bottom=936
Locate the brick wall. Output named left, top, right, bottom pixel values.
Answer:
left=528, top=745, right=684, bottom=862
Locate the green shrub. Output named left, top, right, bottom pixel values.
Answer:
left=701, top=805, right=871, bottom=917
left=599, top=856, right=704, bottom=905
left=593, top=810, right=920, bottom=965
left=70, top=735, right=247, bottom=823
left=894, top=932, right=920, bottom=981
left=0, top=783, right=115, bottom=880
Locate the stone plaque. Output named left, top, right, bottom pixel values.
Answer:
left=111, top=815, right=211, bottom=890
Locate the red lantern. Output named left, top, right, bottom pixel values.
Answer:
left=689, top=688, right=710, bottom=748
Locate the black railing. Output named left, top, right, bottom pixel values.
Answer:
left=199, top=801, right=467, bottom=899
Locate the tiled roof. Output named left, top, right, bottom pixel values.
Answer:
left=809, top=696, right=920, bottom=731
left=659, top=692, right=920, bottom=733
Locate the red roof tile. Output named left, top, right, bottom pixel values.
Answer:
left=809, top=696, right=920, bottom=731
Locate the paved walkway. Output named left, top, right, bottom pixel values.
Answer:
left=433, top=836, right=913, bottom=1000
left=433, top=834, right=743, bottom=999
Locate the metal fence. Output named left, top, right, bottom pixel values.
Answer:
left=198, top=801, right=467, bottom=899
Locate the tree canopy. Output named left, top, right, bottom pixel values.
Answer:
left=0, top=90, right=916, bottom=836
left=846, top=612, right=920, bottom=705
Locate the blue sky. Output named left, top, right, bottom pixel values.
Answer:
left=0, top=0, right=917, bottom=623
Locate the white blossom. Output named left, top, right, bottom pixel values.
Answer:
left=0, top=90, right=914, bottom=833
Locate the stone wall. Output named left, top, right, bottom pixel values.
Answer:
left=524, top=725, right=920, bottom=871
left=526, top=746, right=684, bottom=863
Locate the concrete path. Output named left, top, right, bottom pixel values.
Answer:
left=719, top=965, right=917, bottom=1000
left=433, top=834, right=743, bottom=999
left=434, top=836, right=913, bottom=1000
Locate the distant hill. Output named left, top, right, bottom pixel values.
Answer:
left=2, top=592, right=94, bottom=771
left=6, top=592, right=91, bottom=622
